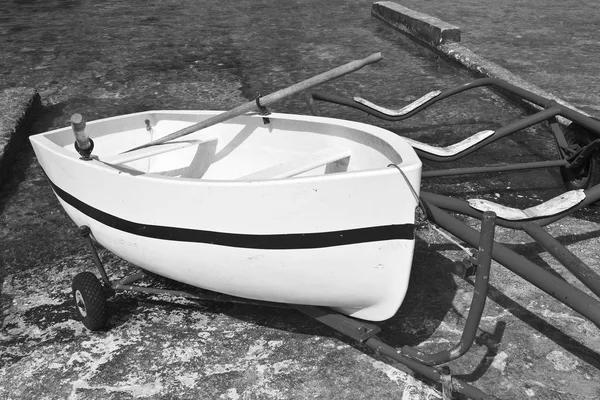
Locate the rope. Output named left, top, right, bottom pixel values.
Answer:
left=429, top=224, right=474, bottom=257
left=388, top=164, right=474, bottom=258
left=388, top=163, right=421, bottom=206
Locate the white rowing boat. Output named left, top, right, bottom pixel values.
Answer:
left=30, top=110, right=421, bottom=321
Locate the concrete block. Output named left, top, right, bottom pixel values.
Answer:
left=0, top=87, right=42, bottom=188
left=372, top=1, right=461, bottom=46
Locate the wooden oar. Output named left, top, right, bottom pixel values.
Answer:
left=125, top=52, right=383, bottom=153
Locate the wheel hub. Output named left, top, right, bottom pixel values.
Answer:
left=75, top=290, right=87, bottom=317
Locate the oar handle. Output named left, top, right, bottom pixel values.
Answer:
left=126, top=52, right=383, bottom=152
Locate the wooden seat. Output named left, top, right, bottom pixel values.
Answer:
left=240, top=147, right=351, bottom=180
left=102, top=136, right=218, bottom=165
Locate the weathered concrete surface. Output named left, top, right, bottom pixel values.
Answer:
left=0, top=88, right=41, bottom=188
left=0, top=1, right=487, bottom=399
left=1, top=1, right=600, bottom=399
left=382, top=0, right=600, bottom=117
left=372, top=1, right=591, bottom=118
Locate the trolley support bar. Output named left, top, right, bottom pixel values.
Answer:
left=422, top=160, right=567, bottom=178
left=364, top=338, right=496, bottom=399
left=295, top=305, right=381, bottom=342
left=296, top=305, right=495, bottom=399
left=523, top=221, right=600, bottom=299
left=424, top=202, right=600, bottom=328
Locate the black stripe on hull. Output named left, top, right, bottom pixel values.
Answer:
left=47, top=177, right=414, bottom=250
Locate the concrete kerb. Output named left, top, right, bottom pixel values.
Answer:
left=371, top=1, right=589, bottom=121
left=371, top=1, right=461, bottom=47
left=0, top=87, right=42, bottom=189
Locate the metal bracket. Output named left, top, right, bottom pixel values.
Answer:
left=565, top=138, right=600, bottom=169
left=256, top=95, right=271, bottom=124
left=144, top=119, right=155, bottom=134
left=74, top=138, right=95, bottom=160
left=295, top=305, right=381, bottom=342
left=548, top=116, right=568, bottom=156
left=79, top=225, right=112, bottom=288
left=454, top=255, right=478, bottom=279
left=440, top=366, right=454, bottom=400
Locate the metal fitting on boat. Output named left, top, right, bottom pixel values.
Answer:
left=71, top=113, right=94, bottom=160
left=255, top=95, right=271, bottom=124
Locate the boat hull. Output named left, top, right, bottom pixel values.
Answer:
left=30, top=111, right=422, bottom=321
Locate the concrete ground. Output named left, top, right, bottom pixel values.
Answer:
left=384, top=0, right=600, bottom=116
left=2, top=1, right=600, bottom=400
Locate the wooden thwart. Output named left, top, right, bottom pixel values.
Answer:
left=103, top=136, right=218, bottom=165
left=240, top=148, right=351, bottom=180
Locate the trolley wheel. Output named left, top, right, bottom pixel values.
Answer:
left=72, top=272, right=108, bottom=331
left=560, top=122, right=600, bottom=190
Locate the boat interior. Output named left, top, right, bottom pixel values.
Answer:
left=46, top=111, right=410, bottom=180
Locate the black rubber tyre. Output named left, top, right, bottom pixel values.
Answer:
left=560, top=122, right=600, bottom=190
left=72, top=272, right=108, bottom=331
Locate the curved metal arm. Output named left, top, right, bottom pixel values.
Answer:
left=413, top=107, right=561, bottom=162
left=312, top=77, right=600, bottom=137
left=401, top=212, right=496, bottom=366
